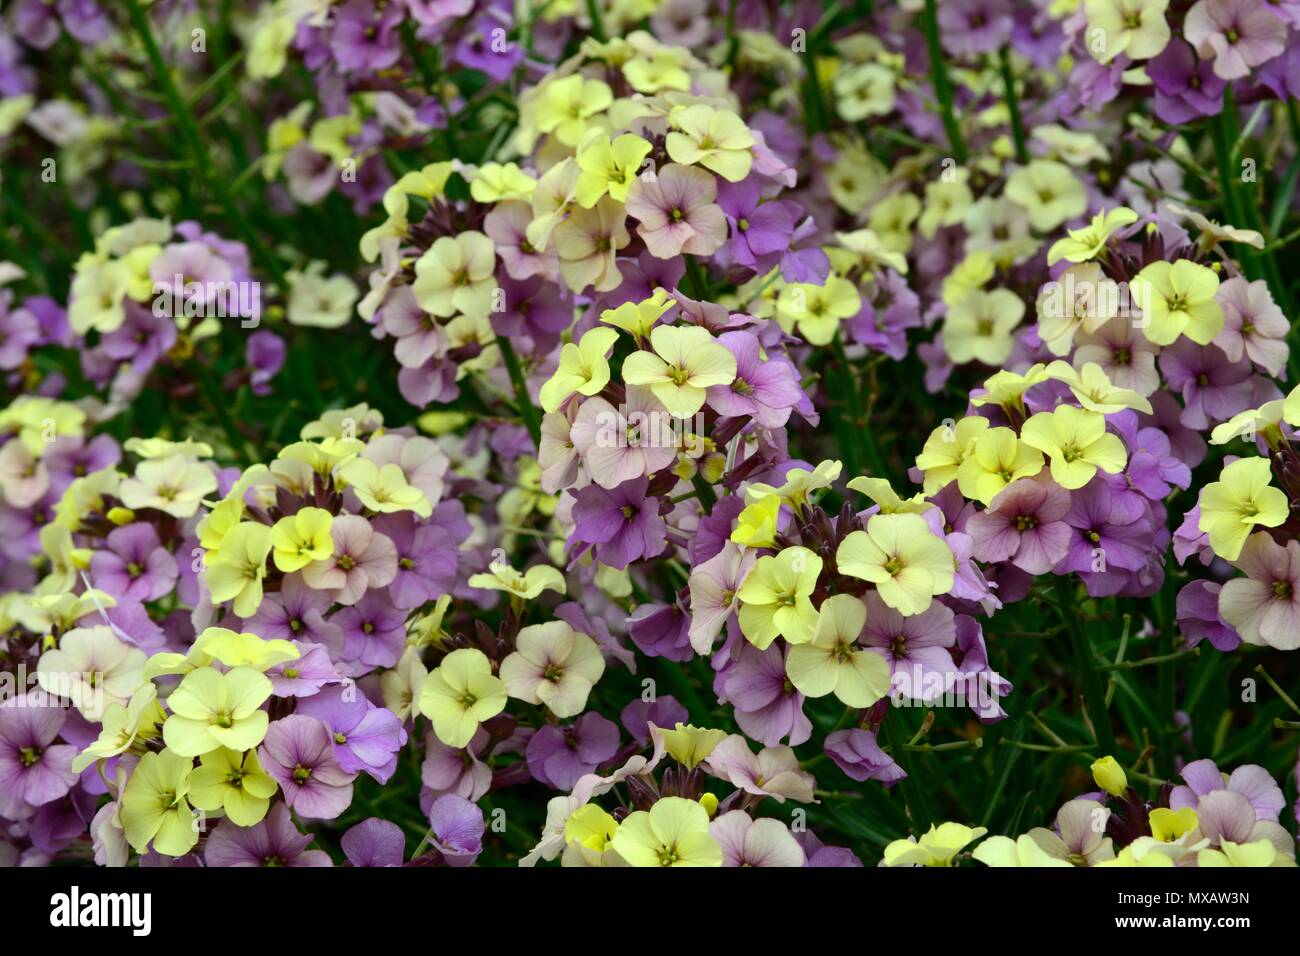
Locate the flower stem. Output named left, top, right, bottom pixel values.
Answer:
left=496, top=336, right=542, bottom=448
left=1052, top=576, right=1116, bottom=753
left=920, top=0, right=967, bottom=164
left=998, top=48, right=1028, bottom=164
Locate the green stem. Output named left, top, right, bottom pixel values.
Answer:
left=1053, top=577, right=1116, bottom=753
left=884, top=709, right=931, bottom=831
left=920, top=0, right=967, bottom=164
left=584, top=0, right=607, bottom=42
left=998, top=48, right=1028, bottom=165
left=495, top=336, right=542, bottom=448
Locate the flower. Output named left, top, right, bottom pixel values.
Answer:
left=882, top=822, right=988, bottom=866
left=622, top=324, right=737, bottom=418
left=775, top=275, right=861, bottom=346
left=709, top=811, right=805, bottom=867
left=1217, top=532, right=1300, bottom=650
left=426, top=794, right=485, bottom=866
left=187, top=747, right=277, bottom=826
left=1215, top=277, right=1289, bottom=376
left=203, top=802, right=332, bottom=867
left=1024, top=799, right=1115, bottom=866
left=1004, top=160, right=1087, bottom=231
left=417, top=648, right=508, bottom=748
left=526, top=713, right=620, bottom=791
left=611, top=796, right=723, bottom=867
left=665, top=105, right=754, bottom=182
left=204, top=521, right=273, bottom=617
left=570, top=475, right=668, bottom=570
left=1047, top=207, right=1139, bottom=265
left=467, top=562, right=567, bottom=600
left=785, top=594, right=892, bottom=708
left=569, top=386, right=678, bottom=489
left=120, top=749, right=198, bottom=858
left=625, top=163, right=727, bottom=259
left=1197, top=457, right=1288, bottom=560
left=553, top=198, right=630, bottom=294
left=836, top=514, right=955, bottom=616
left=412, top=231, right=496, bottom=318
left=301, top=514, right=398, bottom=606
left=162, top=666, right=273, bottom=757
left=270, top=506, right=334, bottom=573
left=259, top=714, right=355, bottom=819
left=500, top=620, right=606, bottom=718
left=941, top=288, right=1025, bottom=366
left=337, top=457, right=433, bottom=518
left=687, top=542, right=755, bottom=654
left=0, top=694, right=78, bottom=809
left=967, top=477, right=1073, bottom=574
left=1185, top=0, right=1287, bottom=80
left=297, top=684, right=407, bottom=783
left=575, top=133, right=654, bottom=207
left=824, top=729, right=905, bottom=787
left=859, top=591, right=958, bottom=702
left=118, top=453, right=216, bottom=519
left=539, top=326, right=619, bottom=414
left=341, top=818, right=405, bottom=867
left=702, top=735, right=815, bottom=803
left=1130, top=259, right=1224, bottom=346
left=36, top=624, right=146, bottom=720
left=1020, top=406, right=1128, bottom=490
left=735, top=546, right=823, bottom=648
left=1092, top=756, right=1129, bottom=796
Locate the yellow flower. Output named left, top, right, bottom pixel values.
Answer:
left=469, top=162, right=536, bottom=203
left=622, top=48, right=692, bottom=93
left=120, top=750, right=198, bottom=857
left=658, top=723, right=728, bottom=768
left=746, top=460, right=842, bottom=514
left=915, top=416, right=991, bottom=496
left=665, top=104, right=754, bottom=182
left=883, top=822, right=988, bottom=867
left=730, top=493, right=782, bottom=549
left=621, top=325, right=737, bottom=418
left=611, top=796, right=722, bottom=867
left=413, top=231, right=497, bottom=318
left=955, top=425, right=1043, bottom=505
left=974, top=834, right=1073, bottom=867
left=1019, top=405, right=1127, bottom=490
left=735, top=546, right=824, bottom=648
left=836, top=513, right=955, bottom=616
left=1005, top=160, right=1086, bottom=232
left=775, top=275, right=861, bottom=346
left=194, top=627, right=300, bottom=671
left=204, top=521, right=273, bottom=617
left=1149, top=807, right=1198, bottom=843
left=575, top=132, right=653, bottom=207
left=336, top=457, right=433, bottom=517
left=539, top=326, right=619, bottom=413
left=918, top=169, right=973, bottom=239
left=786, top=594, right=892, bottom=707
left=941, top=288, right=1025, bottom=366
left=600, top=287, right=674, bottom=343
left=846, top=476, right=933, bottom=515
left=270, top=506, right=334, bottom=572
left=1046, top=360, right=1152, bottom=415
left=553, top=197, right=630, bottom=293
left=1198, top=840, right=1289, bottom=868
left=533, top=74, right=613, bottom=148
left=417, top=648, right=508, bottom=748
left=161, top=666, right=273, bottom=757
left=1084, top=0, right=1171, bottom=64
left=1047, top=207, right=1138, bottom=265
left=188, top=747, right=277, bottom=827
left=833, top=62, right=896, bottom=121
left=1197, top=457, right=1288, bottom=560
left=1129, top=259, right=1223, bottom=346
left=467, top=562, right=567, bottom=600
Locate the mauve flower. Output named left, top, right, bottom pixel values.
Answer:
left=453, top=14, right=523, bottom=82
left=371, top=512, right=458, bottom=611
left=0, top=696, right=78, bottom=813
left=1214, top=277, right=1289, bottom=376
left=795, top=830, right=863, bottom=867
left=709, top=811, right=805, bottom=867
left=938, top=0, right=1012, bottom=54
left=570, top=386, right=678, bottom=489
left=381, top=286, right=447, bottom=370
left=245, top=574, right=343, bottom=652
left=425, top=794, right=485, bottom=866
left=99, top=302, right=177, bottom=375
left=1170, top=758, right=1285, bottom=821
left=88, top=523, right=178, bottom=603
left=706, top=330, right=805, bottom=428
left=297, top=684, right=407, bottom=784
left=1185, top=0, right=1287, bottom=80
left=1055, top=478, right=1154, bottom=587
left=259, top=715, right=355, bottom=820
left=1176, top=580, right=1241, bottom=651
left=246, top=331, right=285, bottom=396
left=0, top=299, right=40, bottom=370
left=485, top=201, right=558, bottom=280
left=1217, top=532, right=1300, bottom=650
left=625, top=164, right=727, bottom=259
left=715, top=175, right=797, bottom=272
left=149, top=241, right=234, bottom=311
left=526, top=712, right=620, bottom=790
left=860, top=591, right=957, bottom=703
left=825, top=729, right=905, bottom=787
left=620, top=695, right=689, bottom=744
left=968, top=476, right=1072, bottom=574
left=1146, top=39, right=1225, bottom=124
left=845, top=270, right=922, bottom=360
left=302, top=514, right=398, bottom=605
left=421, top=728, right=492, bottom=801
left=204, top=803, right=332, bottom=867
left=721, top=642, right=811, bottom=747
left=1192, top=789, right=1293, bottom=854
left=703, top=735, right=815, bottom=803
left=627, top=596, right=693, bottom=662
left=1158, top=339, right=1255, bottom=431
left=687, top=541, right=756, bottom=654
left=43, top=434, right=120, bottom=492
left=490, top=273, right=572, bottom=355
left=342, top=817, right=405, bottom=867
left=1028, top=799, right=1114, bottom=866
left=952, top=615, right=1012, bottom=722
left=266, top=641, right=344, bottom=697
left=330, top=0, right=402, bottom=73
left=335, top=590, right=408, bottom=671
left=570, top=475, right=667, bottom=570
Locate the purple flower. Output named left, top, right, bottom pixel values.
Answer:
left=938, top=0, right=1012, bottom=54
left=334, top=590, right=408, bottom=671
left=1176, top=580, right=1241, bottom=651
left=246, top=331, right=285, bottom=396
left=620, top=695, right=688, bottom=744
left=1158, top=340, right=1255, bottom=431
left=526, top=712, right=620, bottom=790
left=453, top=15, right=523, bottom=82
left=204, top=803, right=333, bottom=867
left=371, top=513, right=459, bottom=611
left=845, top=270, right=922, bottom=360
left=627, top=597, right=693, bottom=662
left=425, top=794, right=484, bottom=866
left=569, top=476, right=667, bottom=570
left=88, top=523, right=178, bottom=603
left=0, top=696, right=78, bottom=813
left=721, top=643, right=811, bottom=747
left=296, top=684, right=408, bottom=784
left=259, top=715, right=355, bottom=820
left=1054, top=478, right=1154, bottom=594
left=330, top=0, right=402, bottom=73
left=860, top=592, right=957, bottom=703
left=706, top=330, right=805, bottom=428
left=1185, top=0, right=1287, bottom=81
left=421, top=729, right=492, bottom=801
left=1147, top=39, right=1225, bottom=124
left=342, top=817, right=405, bottom=867
left=245, top=574, right=343, bottom=652
left=967, top=477, right=1072, bottom=574
left=0, top=298, right=40, bottom=370
left=716, top=175, right=797, bottom=272
left=824, top=729, right=905, bottom=787
left=99, top=301, right=177, bottom=375
left=266, top=641, right=344, bottom=697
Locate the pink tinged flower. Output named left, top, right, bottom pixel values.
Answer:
left=266, top=641, right=344, bottom=698
left=296, top=684, right=408, bottom=784
left=1217, top=533, right=1300, bottom=650
left=705, top=330, right=805, bottom=428
left=1169, top=757, right=1285, bottom=821
left=525, top=712, right=620, bottom=791
left=824, top=728, right=906, bottom=787
left=301, top=514, right=397, bottom=606
left=0, top=694, right=78, bottom=810
left=624, top=164, right=728, bottom=259
left=1185, top=0, right=1287, bottom=80
left=967, top=476, right=1072, bottom=575
left=859, top=591, right=957, bottom=703
left=259, top=714, right=356, bottom=820
left=538, top=406, right=580, bottom=495
left=569, top=386, right=678, bottom=489
left=721, top=643, right=812, bottom=747
left=203, top=803, right=332, bottom=867
left=379, top=286, right=448, bottom=370
left=702, top=735, right=815, bottom=803
left=88, top=522, right=179, bottom=603
left=1214, top=277, right=1289, bottom=376
left=485, top=200, right=558, bottom=280
left=1175, top=580, right=1241, bottom=651
left=687, top=541, right=756, bottom=654
left=425, top=793, right=484, bottom=866
left=709, top=811, right=805, bottom=867
left=341, top=817, right=405, bottom=867
left=421, top=729, right=492, bottom=801
left=499, top=620, right=606, bottom=718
